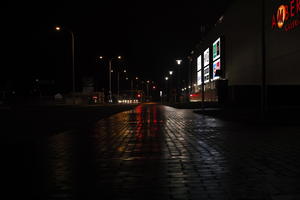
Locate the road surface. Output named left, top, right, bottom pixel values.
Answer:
left=4, top=103, right=300, bottom=199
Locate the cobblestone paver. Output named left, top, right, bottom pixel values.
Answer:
left=36, top=104, right=300, bottom=199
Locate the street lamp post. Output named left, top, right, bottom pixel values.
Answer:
left=55, top=26, right=76, bottom=94
left=169, top=71, right=174, bottom=102
left=175, top=60, right=182, bottom=103
left=99, top=56, right=122, bottom=103
left=135, top=77, right=139, bottom=93
left=165, top=76, right=169, bottom=103
left=117, top=71, right=120, bottom=101
left=131, top=79, right=133, bottom=100
left=187, top=56, right=193, bottom=96
left=117, top=69, right=127, bottom=102
left=109, top=59, right=112, bottom=102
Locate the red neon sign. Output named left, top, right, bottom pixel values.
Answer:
left=272, top=0, right=300, bottom=31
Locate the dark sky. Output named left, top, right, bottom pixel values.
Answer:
left=2, top=0, right=232, bottom=94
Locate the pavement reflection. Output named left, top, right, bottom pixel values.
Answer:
left=26, top=103, right=300, bottom=199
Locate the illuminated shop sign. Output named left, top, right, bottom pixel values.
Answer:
left=197, top=71, right=202, bottom=86
left=272, top=0, right=300, bottom=31
left=197, top=55, right=202, bottom=71
left=212, top=59, right=221, bottom=80
left=197, top=55, right=202, bottom=85
left=204, top=48, right=210, bottom=67
left=213, top=38, right=221, bottom=61
left=204, top=66, right=210, bottom=83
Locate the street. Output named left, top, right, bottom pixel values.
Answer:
left=3, top=103, right=300, bottom=199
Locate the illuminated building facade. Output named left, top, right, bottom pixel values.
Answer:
left=192, top=0, right=300, bottom=107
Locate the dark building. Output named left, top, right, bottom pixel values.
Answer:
left=192, top=0, right=300, bottom=107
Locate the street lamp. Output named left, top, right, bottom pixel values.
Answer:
left=165, top=77, right=169, bottom=103
left=117, top=68, right=127, bottom=101
left=55, top=26, right=76, bottom=94
left=146, top=80, right=150, bottom=100
left=135, top=77, right=139, bottom=92
left=99, top=56, right=122, bottom=103
left=169, top=71, right=175, bottom=102
left=175, top=60, right=183, bottom=103
left=176, top=60, right=182, bottom=65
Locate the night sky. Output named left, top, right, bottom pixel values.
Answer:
left=2, top=0, right=233, bottom=95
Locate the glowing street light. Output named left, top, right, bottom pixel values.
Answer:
left=169, top=71, right=173, bottom=75
left=55, top=25, right=76, bottom=94
left=175, top=59, right=183, bottom=103
left=176, top=60, right=182, bottom=65
left=165, top=77, right=169, bottom=81
left=99, top=55, right=123, bottom=103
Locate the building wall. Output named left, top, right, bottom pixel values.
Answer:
left=195, top=0, right=300, bottom=106
left=266, top=0, right=300, bottom=85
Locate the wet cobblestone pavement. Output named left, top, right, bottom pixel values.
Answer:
left=5, top=103, right=300, bottom=199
